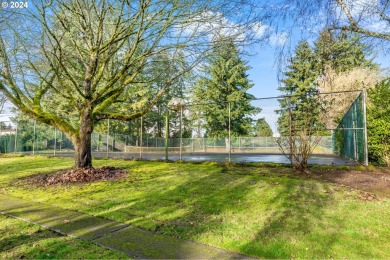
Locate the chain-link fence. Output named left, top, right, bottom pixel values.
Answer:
left=0, top=91, right=366, bottom=165
left=0, top=122, right=334, bottom=164
left=333, top=92, right=367, bottom=163
left=0, top=121, right=334, bottom=155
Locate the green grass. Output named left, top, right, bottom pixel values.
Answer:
left=0, top=214, right=128, bottom=259
left=1, top=156, right=390, bottom=258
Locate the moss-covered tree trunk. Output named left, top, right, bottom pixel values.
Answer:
left=73, top=108, right=93, bottom=168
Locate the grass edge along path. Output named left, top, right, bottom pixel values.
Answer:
left=0, top=193, right=250, bottom=259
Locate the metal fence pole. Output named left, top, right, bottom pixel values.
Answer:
left=288, top=97, right=292, bottom=160
left=353, top=102, right=358, bottom=161
left=165, top=110, right=169, bottom=161
left=111, top=132, right=113, bottom=153
left=32, top=120, right=36, bottom=155
left=60, top=132, right=62, bottom=151
left=14, top=121, right=18, bottom=154
left=228, top=102, right=231, bottom=162
left=106, top=119, right=110, bottom=157
left=362, top=90, right=369, bottom=166
left=180, top=106, right=183, bottom=160
left=54, top=127, right=57, bottom=156
left=140, top=116, right=143, bottom=159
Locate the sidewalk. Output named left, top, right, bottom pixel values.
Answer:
left=0, top=193, right=248, bottom=259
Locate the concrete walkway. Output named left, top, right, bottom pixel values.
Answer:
left=0, top=194, right=248, bottom=259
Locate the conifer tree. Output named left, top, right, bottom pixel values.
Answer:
left=276, top=40, right=325, bottom=172
left=367, top=79, right=390, bottom=166
left=252, top=118, right=273, bottom=137
left=191, top=38, right=259, bottom=137
left=277, top=41, right=320, bottom=136
left=314, top=30, right=376, bottom=74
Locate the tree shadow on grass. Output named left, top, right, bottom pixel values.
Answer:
left=6, top=163, right=357, bottom=258
left=238, top=177, right=342, bottom=258
left=74, top=165, right=337, bottom=258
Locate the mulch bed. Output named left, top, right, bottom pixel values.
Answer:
left=24, top=166, right=127, bottom=186
left=311, top=168, right=390, bottom=199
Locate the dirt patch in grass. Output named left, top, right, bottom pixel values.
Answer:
left=311, top=168, right=390, bottom=198
left=22, top=166, right=127, bottom=186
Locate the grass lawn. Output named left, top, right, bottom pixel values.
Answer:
left=1, top=156, right=389, bottom=258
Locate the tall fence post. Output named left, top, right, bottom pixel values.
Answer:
left=140, top=116, right=143, bottom=159
left=14, top=121, right=18, bottom=154
left=165, top=110, right=169, bottom=161
left=362, top=90, right=369, bottom=166
left=59, top=132, right=62, bottom=151
left=106, top=119, right=110, bottom=157
left=32, top=120, right=36, bottom=155
left=54, top=127, right=57, bottom=156
left=288, top=97, right=293, bottom=161
left=353, top=101, right=358, bottom=161
left=228, top=101, right=231, bottom=162
left=180, top=106, right=183, bottom=160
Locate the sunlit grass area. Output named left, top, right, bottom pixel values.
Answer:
left=1, top=156, right=389, bottom=258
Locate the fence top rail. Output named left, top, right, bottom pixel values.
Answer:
left=184, top=89, right=364, bottom=106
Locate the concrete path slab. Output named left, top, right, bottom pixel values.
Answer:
left=0, top=193, right=250, bottom=259
left=95, top=225, right=245, bottom=259
left=0, top=194, right=128, bottom=240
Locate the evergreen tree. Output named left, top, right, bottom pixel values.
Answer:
left=278, top=33, right=377, bottom=136
left=277, top=41, right=320, bottom=136
left=145, top=50, right=191, bottom=138
left=191, top=39, right=259, bottom=137
left=367, top=79, right=390, bottom=166
left=314, top=30, right=376, bottom=74
left=252, top=118, right=273, bottom=137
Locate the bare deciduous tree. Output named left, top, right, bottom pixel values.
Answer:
left=276, top=95, right=328, bottom=173
left=0, top=0, right=263, bottom=168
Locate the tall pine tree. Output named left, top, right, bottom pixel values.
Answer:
left=191, top=38, right=259, bottom=137
left=277, top=41, right=320, bottom=136
left=314, top=30, right=376, bottom=74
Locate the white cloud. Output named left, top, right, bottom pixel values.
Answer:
left=345, top=0, right=380, bottom=18
left=269, top=32, right=288, bottom=47
left=178, top=11, right=270, bottom=43
left=252, top=22, right=269, bottom=39
left=367, top=20, right=390, bottom=33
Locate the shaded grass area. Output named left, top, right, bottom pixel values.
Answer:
left=0, top=214, right=128, bottom=259
left=1, top=156, right=390, bottom=258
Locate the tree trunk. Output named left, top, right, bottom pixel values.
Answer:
left=73, top=112, right=93, bottom=168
